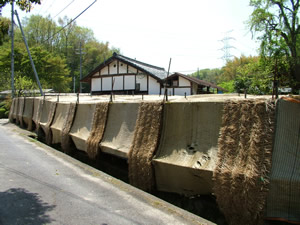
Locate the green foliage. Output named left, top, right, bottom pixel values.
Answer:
left=0, top=13, right=118, bottom=93
left=0, top=107, right=5, bottom=118
left=234, top=57, right=273, bottom=95
left=0, top=17, right=10, bottom=45
left=0, top=42, right=71, bottom=93
left=190, top=68, right=222, bottom=83
left=0, top=0, right=41, bottom=12
left=22, top=15, right=59, bottom=50
left=218, top=80, right=235, bottom=93
left=218, top=55, right=274, bottom=95
left=18, top=14, right=117, bottom=92
left=0, top=96, right=11, bottom=119
left=249, top=0, right=300, bottom=90
left=220, top=55, right=258, bottom=82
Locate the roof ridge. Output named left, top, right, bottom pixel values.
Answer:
left=114, top=52, right=166, bottom=71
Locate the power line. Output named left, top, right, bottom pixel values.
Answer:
left=42, top=0, right=97, bottom=44
left=43, top=0, right=57, bottom=15
left=37, top=0, right=50, bottom=15
left=53, top=0, right=75, bottom=19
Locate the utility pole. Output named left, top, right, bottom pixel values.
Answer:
left=75, top=41, right=85, bottom=93
left=79, top=42, right=83, bottom=93
left=73, top=76, right=76, bottom=93
left=164, top=58, right=172, bottom=102
left=11, top=1, right=15, bottom=98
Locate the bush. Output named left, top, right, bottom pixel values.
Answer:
left=0, top=107, right=6, bottom=119
left=0, top=97, right=11, bottom=119
left=4, top=110, right=9, bottom=118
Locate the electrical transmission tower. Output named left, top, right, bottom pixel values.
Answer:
left=219, top=30, right=235, bottom=63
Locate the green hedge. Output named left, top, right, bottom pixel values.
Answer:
left=0, top=107, right=6, bottom=119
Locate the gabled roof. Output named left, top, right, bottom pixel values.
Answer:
left=167, top=72, right=228, bottom=92
left=81, top=52, right=168, bottom=82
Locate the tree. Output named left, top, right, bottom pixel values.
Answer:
left=219, top=55, right=257, bottom=82
left=0, top=17, right=10, bottom=45
left=249, top=0, right=300, bottom=90
left=218, top=55, right=274, bottom=94
left=22, top=15, right=58, bottom=51
left=0, top=42, right=71, bottom=92
left=234, top=58, right=273, bottom=94
left=0, top=0, right=41, bottom=12
left=0, top=13, right=120, bottom=93
left=190, top=68, right=222, bottom=84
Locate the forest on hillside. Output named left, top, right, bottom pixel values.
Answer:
left=0, top=14, right=118, bottom=94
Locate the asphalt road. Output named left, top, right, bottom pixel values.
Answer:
left=0, top=119, right=213, bottom=225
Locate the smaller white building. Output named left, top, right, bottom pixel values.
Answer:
left=163, top=73, right=227, bottom=95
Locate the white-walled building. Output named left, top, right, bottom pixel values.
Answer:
left=81, top=53, right=227, bottom=95
left=163, top=73, right=227, bottom=95
left=81, top=52, right=167, bottom=95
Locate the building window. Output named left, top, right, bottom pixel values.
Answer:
left=135, top=83, right=140, bottom=91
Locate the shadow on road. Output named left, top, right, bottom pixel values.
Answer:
left=0, top=188, right=55, bottom=225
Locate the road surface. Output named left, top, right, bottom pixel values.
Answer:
left=0, top=119, right=213, bottom=225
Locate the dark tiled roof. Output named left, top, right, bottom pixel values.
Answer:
left=116, top=54, right=168, bottom=80
left=81, top=52, right=167, bottom=82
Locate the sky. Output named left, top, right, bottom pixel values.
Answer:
left=1, top=0, right=261, bottom=74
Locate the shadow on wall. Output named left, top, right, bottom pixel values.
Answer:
left=0, top=188, right=56, bottom=225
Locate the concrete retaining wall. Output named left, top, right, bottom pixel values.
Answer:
left=17, top=97, right=25, bottom=126
left=51, top=102, right=74, bottom=144
left=32, top=97, right=43, bottom=130
left=152, top=102, right=223, bottom=196
left=11, top=97, right=19, bottom=121
left=22, top=97, right=34, bottom=130
left=69, top=103, right=97, bottom=152
left=8, top=94, right=299, bottom=220
left=39, top=99, right=56, bottom=134
left=99, top=103, right=139, bottom=158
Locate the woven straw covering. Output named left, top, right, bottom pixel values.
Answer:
left=61, top=103, right=77, bottom=154
left=86, top=102, right=109, bottom=159
left=128, top=102, right=163, bottom=192
left=213, top=99, right=275, bottom=225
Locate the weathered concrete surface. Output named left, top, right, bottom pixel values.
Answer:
left=32, top=97, right=43, bottom=130
left=0, top=119, right=213, bottom=225
left=50, top=102, right=73, bottom=144
left=8, top=98, right=16, bottom=122
left=153, top=102, right=223, bottom=196
left=11, top=97, right=19, bottom=121
left=22, top=97, right=34, bottom=130
left=39, top=99, right=56, bottom=133
left=69, top=103, right=96, bottom=152
left=100, top=103, right=139, bottom=158
left=16, top=97, right=25, bottom=126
